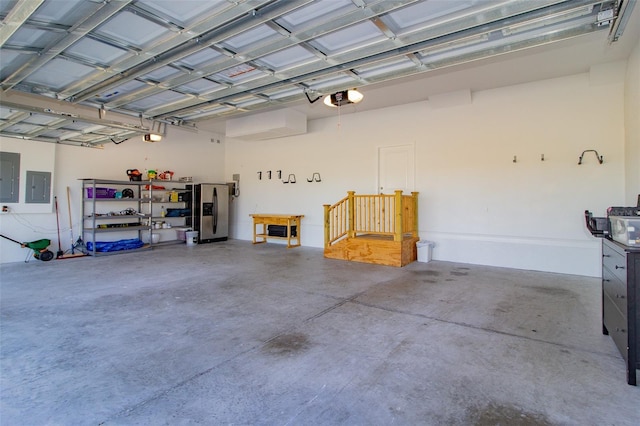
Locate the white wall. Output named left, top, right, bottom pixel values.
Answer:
left=226, top=71, right=627, bottom=277
left=1, top=63, right=632, bottom=273
left=624, top=39, right=640, bottom=205
left=0, top=127, right=225, bottom=263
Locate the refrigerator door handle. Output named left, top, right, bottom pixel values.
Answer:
left=213, top=187, right=218, bottom=234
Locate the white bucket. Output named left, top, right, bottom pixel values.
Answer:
left=186, top=231, right=198, bottom=246
left=416, top=241, right=434, bottom=262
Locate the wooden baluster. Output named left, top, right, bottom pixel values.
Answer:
left=412, top=192, right=419, bottom=238
left=394, top=190, right=403, bottom=242
left=323, top=204, right=330, bottom=248
left=348, top=191, right=355, bottom=238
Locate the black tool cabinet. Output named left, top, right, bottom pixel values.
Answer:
left=602, top=238, right=640, bottom=385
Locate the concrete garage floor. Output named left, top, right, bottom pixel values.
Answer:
left=1, top=240, right=639, bottom=425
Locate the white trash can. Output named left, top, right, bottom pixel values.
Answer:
left=416, top=240, right=434, bottom=262
left=185, top=231, right=198, bottom=246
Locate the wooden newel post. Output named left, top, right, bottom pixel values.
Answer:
left=323, top=204, right=330, bottom=248
left=347, top=191, right=355, bottom=238
left=394, top=190, right=403, bottom=242
left=412, top=191, right=419, bottom=238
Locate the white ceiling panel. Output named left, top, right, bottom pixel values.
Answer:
left=216, top=65, right=264, bottom=82
left=0, top=50, right=24, bottom=79
left=356, top=57, right=418, bottom=80
left=310, top=20, right=387, bottom=54
left=94, top=80, right=148, bottom=103
left=382, top=0, right=484, bottom=32
left=29, top=0, right=96, bottom=25
left=22, top=114, right=60, bottom=125
left=0, top=105, right=16, bottom=119
left=136, top=0, right=230, bottom=26
left=174, top=48, right=222, bottom=68
left=177, top=78, right=222, bottom=96
left=94, top=10, right=170, bottom=48
left=5, top=27, right=52, bottom=48
left=220, top=24, right=283, bottom=51
left=306, top=74, right=360, bottom=91
left=126, top=90, right=190, bottom=110
left=141, top=66, right=183, bottom=82
left=65, top=38, right=129, bottom=65
left=256, top=45, right=318, bottom=70
left=5, top=123, right=41, bottom=133
left=275, top=0, right=355, bottom=29
left=25, top=58, right=96, bottom=90
left=263, top=86, right=304, bottom=100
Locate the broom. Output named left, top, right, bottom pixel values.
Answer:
left=54, top=196, right=64, bottom=258
left=59, top=186, right=86, bottom=258
left=67, top=186, right=74, bottom=253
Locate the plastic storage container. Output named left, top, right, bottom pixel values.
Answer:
left=86, top=187, right=116, bottom=198
left=610, top=216, right=640, bottom=247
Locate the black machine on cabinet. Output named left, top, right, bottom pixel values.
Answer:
left=187, top=183, right=229, bottom=243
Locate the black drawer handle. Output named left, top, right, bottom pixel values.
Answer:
left=603, top=254, right=610, bottom=258
left=615, top=265, right=625, bottom=270
left=615, top=327, right=626, bottom=333
left=615, top=294, right=626, bottom=299
left=603, top=279, right=610, bottom=282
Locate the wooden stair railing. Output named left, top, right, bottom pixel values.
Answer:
left=324, top=190, right=419, bottom=248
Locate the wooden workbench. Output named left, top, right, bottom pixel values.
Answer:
left=250, top=214, right=304, bottom=248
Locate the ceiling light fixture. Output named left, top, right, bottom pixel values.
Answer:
left=143, top=133, right=162, bottom=142
left=142, top=120, right=165, bottom=142
left=323, top=89, right=364, bottom=107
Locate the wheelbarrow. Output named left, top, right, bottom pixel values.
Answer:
left=1, top=234, right=54, bottom=262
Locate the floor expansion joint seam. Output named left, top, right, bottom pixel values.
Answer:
left=350, top=299, right=618, bottom=359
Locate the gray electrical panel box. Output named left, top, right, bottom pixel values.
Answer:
left=0, top=151, right=20, bottom=203
left=25, top=171, right=51, bottom=204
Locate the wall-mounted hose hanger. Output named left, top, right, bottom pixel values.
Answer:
left=307, top=172, right=322, bottom=182
left=578, top=150, right=603, bottom=165
left=283, top=174, right=296, bottom=184
left=257, top=171, right=262, bottom=180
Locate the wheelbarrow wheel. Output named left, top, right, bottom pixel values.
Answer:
left=35, top=250, right=54, bottom=261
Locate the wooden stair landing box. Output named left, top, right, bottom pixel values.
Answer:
left=250, top=214, right=303, bottom=248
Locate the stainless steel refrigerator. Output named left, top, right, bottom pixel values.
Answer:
left=189, top=183, right=228, bottom=243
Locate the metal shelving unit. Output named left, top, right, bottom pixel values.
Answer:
left=81, top=179, right=193, bottom=256
left=81, top=179, right=152, bottom=256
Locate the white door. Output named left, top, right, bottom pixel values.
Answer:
left=378, top=144, right=415, bottom=194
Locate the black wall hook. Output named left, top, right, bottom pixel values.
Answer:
left=578, top=150, right=604, bottom=165
left=257, top=171, right=262, bottom=180
left=307, top=172, right=322, bottom=182
left=267, top=170, right=272, bottom=179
